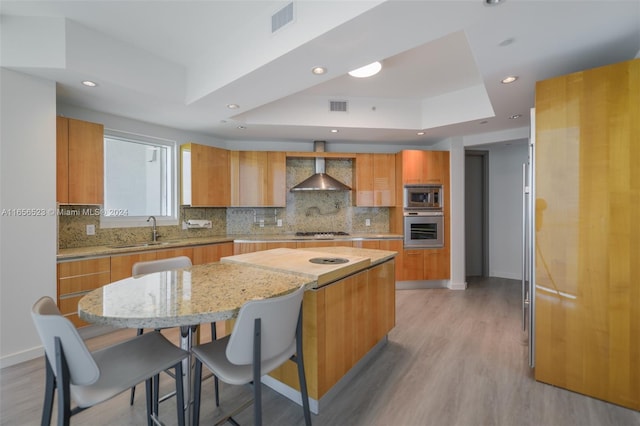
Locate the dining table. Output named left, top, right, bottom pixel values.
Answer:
left=78, top=261, right=314, bottom=424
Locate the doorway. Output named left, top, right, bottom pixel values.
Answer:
left=465, top=151, right=489, bottom=277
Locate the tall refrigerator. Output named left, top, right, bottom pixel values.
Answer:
left=526, top=58, right=639, bottom=411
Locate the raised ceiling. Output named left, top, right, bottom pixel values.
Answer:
left=1, top=1, right=639, bottom=146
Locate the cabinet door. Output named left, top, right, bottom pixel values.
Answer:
left=379, top=239, right=403, bottom=282
left=190, top=143, right=230, bottom=206
left=423, top=249, right=449, bottom=280
left=401, top=150, right=448, bottom=184
left=401, top=249, right=424, bottom=281
left=110, top=252, right=157, bottom=281
left=231, top=151, right=286, bottom=207
left=373, top=153, right=396, bottom=206
left=354, top=154, right=396, bottom=206
left=67, top=118, right=104, bottom=204
left=56, top=116, right=69, bottom=203
left=192, top=243, right=233, bottom=265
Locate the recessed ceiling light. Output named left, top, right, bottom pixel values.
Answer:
left=417, top=131, right=425, bottom=136
left=237, top=125, right=246, bottom=129
left=479, top=120, right=489, bottom=124
left=81, top=80, right=97, bottom=87
left=227, top=104, right=240, bottom=109
left=348, top=61, right=382, bottom=78
left=509, top=114, right=522, bottom=119
left=311, top=66, right=327, bottom=75
left=484, top=0, right=505, bottom=5
left=501, top=76, right=518, bottom=84
left=331, top=129, right=339, bottom=133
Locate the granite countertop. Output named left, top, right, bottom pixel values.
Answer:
left=57, top=233, right=403, bottom=260
left=78, top=246, right=397, bottom=328
left=78, top=262, right=314, bottom=329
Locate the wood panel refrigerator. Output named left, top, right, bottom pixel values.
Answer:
left=531, top=58, right=639, bottom=411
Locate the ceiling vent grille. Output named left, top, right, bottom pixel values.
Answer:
left=272, top=2, right=294, bottom=33
left=329, top=100, right=348, bottom=112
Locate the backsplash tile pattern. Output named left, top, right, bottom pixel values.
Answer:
left=58, top=156, right=389, bottom=249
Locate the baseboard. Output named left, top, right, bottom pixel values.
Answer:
left=490, top=271, right=521, bottom=280
left=448, top=280, right=467, bottom=290
left=0, top=345, right=42, bottom=369
left=396, top=280, right=448, bottom=289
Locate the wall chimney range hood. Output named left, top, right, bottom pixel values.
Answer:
left=290, top=141, right=351, bottom=191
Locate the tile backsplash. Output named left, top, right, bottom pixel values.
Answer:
left=58, top=157, right=389, bottom=249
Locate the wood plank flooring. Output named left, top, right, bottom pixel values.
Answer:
left=2, top=277, right=638, bottom=425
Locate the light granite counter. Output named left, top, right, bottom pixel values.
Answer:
left=78, top=262, right=314, bottom=329
left=57, top=233, right=402, bottom=260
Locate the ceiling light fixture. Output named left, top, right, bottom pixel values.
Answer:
left=501, top=76, right=518, bottom=84
left=484, top=0, right=504, bottom=5
left=331, top=129, right=339, bottom=133
left=81, top=80, right=97, bottom=87
left=348, top=61, right=382, bottom=78
left=311, top=66, right=327, bottom=75
left=237, top=125, right=246, bottom=129
left=227, top=104, right=240, bottom=109
left=417, top=131, right=425, bottom=136
left=509, top=114, right=522, bottom=119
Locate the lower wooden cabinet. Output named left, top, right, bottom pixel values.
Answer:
left=57, top=257, right=111, bottom=327
left=268, top=259, right=396, bottom=400
left=399, top=248, right=449, bottom=281
left=59, top=242, right=234, bottom=327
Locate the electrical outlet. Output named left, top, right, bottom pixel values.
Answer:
left=277, top=219, right=283, bottom=227
left=259, top=219, right=265, bottom=228
left=365, top=218, right=371, bottom=227
left=86, top=224, right=96, bottom=235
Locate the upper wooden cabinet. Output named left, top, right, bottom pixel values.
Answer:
left=181, top=143, right=230, bottom=207
left=400, top=150, right=449, bottom=184
left=353, top=153, right=396, bottom=206
left=230, top=151, right=286, bottom=207
left=56, top=116, right=104, bottom=204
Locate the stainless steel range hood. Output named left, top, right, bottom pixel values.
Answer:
left=290, top=141, right=351, bottom=191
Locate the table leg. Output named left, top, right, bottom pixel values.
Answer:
left=180, top=325, right=197, bottom=425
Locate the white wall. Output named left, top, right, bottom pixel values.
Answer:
left=487, top=142, right=528, bottom=279
left=0, top=69, right=57, bottom=367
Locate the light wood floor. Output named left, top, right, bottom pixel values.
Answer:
left=2, top=277, right=639, bottom=426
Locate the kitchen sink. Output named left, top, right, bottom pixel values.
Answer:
left=108, top=241, right=171, bottom=249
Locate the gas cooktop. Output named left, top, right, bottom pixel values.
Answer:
left=295, top=231, right=350, bottom=238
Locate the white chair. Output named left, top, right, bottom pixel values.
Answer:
left=191, top=285, right=311, bottom=426
left=31, top=296, right=188, bottom=426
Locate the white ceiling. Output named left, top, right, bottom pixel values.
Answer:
left=1, top=0, right=639, bottom=147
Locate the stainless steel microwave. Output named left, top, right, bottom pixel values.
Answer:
left=403, top=184, right=443, bottom=210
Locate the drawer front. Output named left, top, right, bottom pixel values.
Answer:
left=58, top=257, right=110, bottom=278
left=58, top=271, right=111, bottom=296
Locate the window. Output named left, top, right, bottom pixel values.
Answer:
left=101, top=131, right=177, bottom=228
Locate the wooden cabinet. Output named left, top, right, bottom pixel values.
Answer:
left=399, top=150, right=449, bottom=184
left=181, top=143, right=230, bottom=207
left=268, top=259, right=396, bottom=400
left=57, top=258, right=111, bottom=327
left=230, top=151, right=286, bottom=207
left=534, top=59, right=639, bottom=410
left=110, top=252, right=157, bottom=281
left=192, top=243, right=233, bottom=265
left=56, top=116, right=104, bottom=204
left=353, top=153, right=396, bottom=206
left=399, top=248, right=449, bottom=281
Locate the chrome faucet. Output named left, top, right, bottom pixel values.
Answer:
left=147, top=216, right=159, bottom=242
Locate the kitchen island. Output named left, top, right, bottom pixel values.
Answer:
left=220, top=246, right=397, bottom=413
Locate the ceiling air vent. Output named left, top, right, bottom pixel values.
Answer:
left=272, top=2, right=294, bottom=33
left=329, top=100, right=348, bottom=112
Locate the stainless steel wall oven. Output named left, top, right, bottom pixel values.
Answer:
left=403, top=212, right=444, bottom=248
left=403, top=184, right=444, bottom=248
